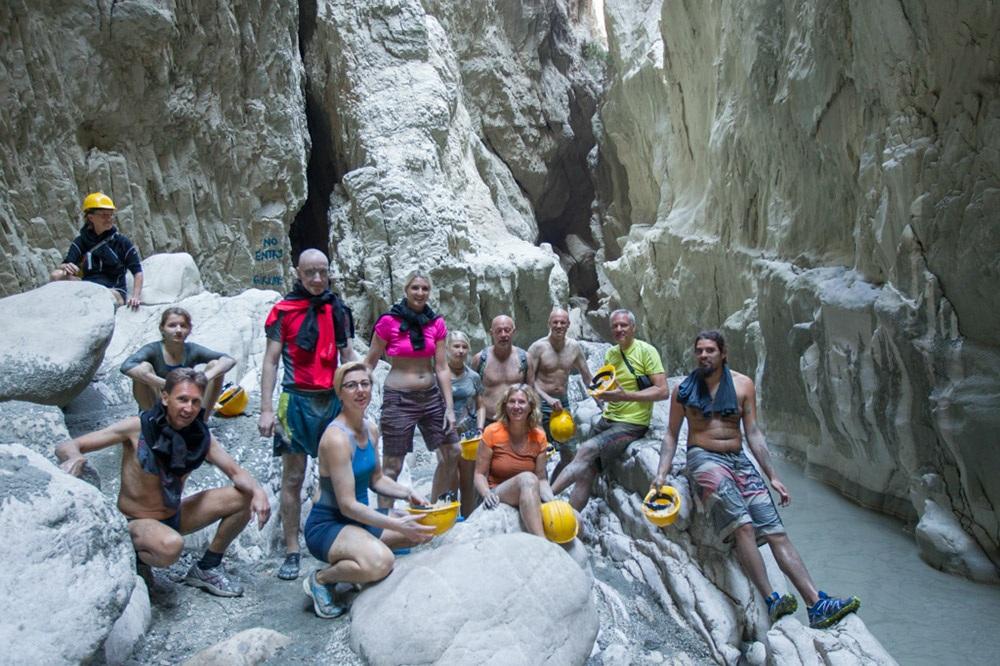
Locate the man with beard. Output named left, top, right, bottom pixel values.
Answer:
left=651, top=330, right=860, bottom=628
left=527, top=307, right=594, bottom=481
left=551, top=309, right=668, bottom=510
left=472, top=315, right=529, bottom=425
left=56, top=368, right=270, bottom=596
left=50, top=192, right=144, bottom=309
left=259, top=249, right=357, bottom=581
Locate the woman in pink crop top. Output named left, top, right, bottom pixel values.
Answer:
left=365, top=270, right=460, bottom=509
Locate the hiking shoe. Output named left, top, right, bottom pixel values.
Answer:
left=303, top=571, right=348, bottom=619
left=808, top=591, right=860, bottom=629
left=184, top=563, right=244, bottom=597
left=766, top=592, right=798, bottom=623
left=277, top=553, right=301, bottom=580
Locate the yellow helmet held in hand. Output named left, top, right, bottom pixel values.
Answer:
left=587, top=364, right=618, bottom=397
left=215, top=384, right=248, bottom=417
left=82, top=192, right=116, bottom=211
left=540, top=500, right=578, bottom=544
left=642, top=485, right=681, bottom=527
left=549, top=410, right=575, bottom=443
left=406, top=500, right=460, bottom=536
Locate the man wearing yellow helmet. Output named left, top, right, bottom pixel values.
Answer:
left=527, top=307, right=593, bottom=482
left=50, top=192, right=144, bottom=310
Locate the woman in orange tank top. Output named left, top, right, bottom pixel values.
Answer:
left=473, top=384, right=554, bottom=537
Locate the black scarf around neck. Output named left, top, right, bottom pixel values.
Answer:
left=677, top=365, right=739, bottom=418
left=284, top=281, right=334, bottom=351
left=387, top=299, right=439, bottom=352
left=138, top=403, right=211, bottom=510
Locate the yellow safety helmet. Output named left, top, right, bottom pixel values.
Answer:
left=82, top=192, right=116, bottom=211
left=549, top=410, right=576, bottom=443
left=642, top=485, right=681, bottom=527
left=540, top=500, right=578, bottom=544
left=215, top=384, right=248, bottom=417
left=406, top=500, right=460, bottom=536
left=459, top=436, right=481, bottom=461
left=588, top=364, right=618, bottom=397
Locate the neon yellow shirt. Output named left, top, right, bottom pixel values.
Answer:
left=603, top=339, right=664, bottom=426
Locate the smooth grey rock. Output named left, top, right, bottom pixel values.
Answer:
left=0, top=281, right=115, bottom=406
left=914, top=499, right=1000, bottom=583
left=0, top=444, right=134, bottom=665
left=0, top=400, right=70, bottom=459
left=103, top=575, right=151, bottom=666
left=134, top=253, right=205, bottom=304
left=350, top=532, right=598, bottom=665
left=181, top=627, right=292, bottom=666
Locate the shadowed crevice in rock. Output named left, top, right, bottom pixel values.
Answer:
left=290, top=0, right=341, bottom=261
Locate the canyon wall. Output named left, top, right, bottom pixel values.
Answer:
left=595, top=0, right=1000, bottom=575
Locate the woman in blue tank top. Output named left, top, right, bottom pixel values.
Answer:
left=302, top=361, right=436, bottom=618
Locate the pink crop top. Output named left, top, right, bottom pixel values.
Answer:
left=374, top=315, right=448, bottom=358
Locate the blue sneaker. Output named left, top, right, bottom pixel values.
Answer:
left=808, top=591, right=860, bottom=629
left=766, top=591, right=797, bottom=623
left=303, top=571, right=348, bottom=619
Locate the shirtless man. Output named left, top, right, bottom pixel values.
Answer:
left=527, top=307, right=593, bottom=481
left=472, top=315, right=529, bottom=424
left=652, top=330, right=860, bottom=629
left=56, top=368, right=271, bottom=597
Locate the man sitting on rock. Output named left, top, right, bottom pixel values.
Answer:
left=527, top=307, right=593, bottom=481
left=552, top=309, right=668, bottom=510
left=56, top=368, right=271, bottom=597
left=651, top=330, right=860, bottom=628
left=472, top=314, right=529, bottom=426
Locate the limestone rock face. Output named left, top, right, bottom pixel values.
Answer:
left=136, top=253, right=205, bottom=304
left=305, top=0, right=607, bottom=345
left=0, top=444, right=135, bottom=665
left=0, top=0, right=306, bottom=296
left=350, top=532, right=598, bottom=666
left=596, top=0, right=1000, bottom=575
left=0, top=281, right=115, bottom=406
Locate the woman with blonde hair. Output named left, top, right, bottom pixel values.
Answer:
left=302, top=361, right=434, bottom=618
left=473, top=384, right=554, bottom=536
left=365, top=270, right=460, bottom=508
left=446, top=330, right=485, bottom=517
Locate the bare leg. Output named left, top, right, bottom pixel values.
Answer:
left=494, top=471, right=545, bottom=537
left=766, top=533, right=820, bottom=605
left=202, top=360, right=227, bottom=420
left=179, top=486, right=253, bottom=553
left=551, top=440, right=600, bottom=511
left=378, top=454, right=405, bottom=509
left=549, top=442, right=574, bottom=483
left=131, top=379, right=158, bottom=412
left=315, top=526, right=395, bottom=585
left=458, top=458, right=477, bottom=518
left=731, top=523, right=775, bottom=599
left=280, top=453, right=307, bottom=554
left=431, top=442, right=461, bottom=501
left=129, top=520, right=185, bottom=567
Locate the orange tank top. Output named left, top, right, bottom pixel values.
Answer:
left=482, top=422, right=547, bottom=488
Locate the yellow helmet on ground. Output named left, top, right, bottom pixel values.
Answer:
left=82, top=192, right=116, bottom=211
left=549, top=410, right=575, bottom=443
left=540, top=500, right=578, bottom=544
left=215, top=384, right=248, bottom=417
left=406, top=501, right=460, bottom=536
left=642, top=485, right=681, bottom=527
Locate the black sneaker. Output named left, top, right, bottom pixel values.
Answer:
left=277, top=553, right=301, bottom=580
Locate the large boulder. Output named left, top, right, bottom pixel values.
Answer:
left=133, top=252, right=205, bottom=304
left=182, top=628, right=291, bottom=666
left=0, top=399, right=71, bottom=458
left=0, top=281, right=116, bottom=406
left=0, top=444, right=135, bottom=664
left=350, top=533, right=598, bottom=665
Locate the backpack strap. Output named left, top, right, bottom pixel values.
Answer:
left=478, top=348, right=489, bottom=372
left=518, top=348, right=528, bottom=382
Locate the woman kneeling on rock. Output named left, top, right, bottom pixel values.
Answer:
left=303, top=361, right=435, bottom=618
left=473, top=384, right=555, bottom=537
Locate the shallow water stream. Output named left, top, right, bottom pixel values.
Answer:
left=772, top=456, right=1000, bottom=665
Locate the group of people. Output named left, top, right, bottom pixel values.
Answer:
left=55, top=234, right=860, bottom=629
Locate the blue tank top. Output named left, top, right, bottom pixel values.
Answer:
left=318, top=419, right=375, bottom=512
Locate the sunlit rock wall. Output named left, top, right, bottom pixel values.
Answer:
left=307, top=0, right=602, bottom=345
left=0, top=0, right=307, bottom=296
left=596, top=0, right=1000, bottom=574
